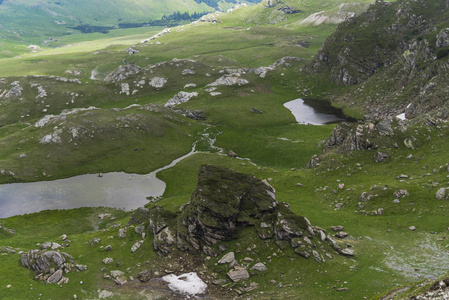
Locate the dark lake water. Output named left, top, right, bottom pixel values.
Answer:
left=284, top=98, right=355, bottom=125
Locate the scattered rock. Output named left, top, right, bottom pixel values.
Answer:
left=104, top=63, right=141, bottom=83
left=207, top=76, right=249, bottom=87
left=409, top=226, right=416, bottom=231
left=98, top=214, right=112, bottom=220
left=102, top=257, right=114, bottom=264
left=164, top=91, right=198, bottom=108
left=181, top=69, right=196, bottom=75
left=393, top=190, right=409, bottom=198
left=118, top=228, right=127, bottom=238
left=374, top=151, right=388, bottom=163
left=149, top=77, right=167, bottom=88
left=331, top=226, right=344, bottom=232
left=227, top=267, right=250, bottom=282
left=137, top=270, right=153, bottom=282
left=250, top=262, right=268, bottom=272
left=377, top=120, right=393, bottom=136
left=312, top=250, right=322, bottom=262
left=218, top=252, right=235, bottom=264
left=131, top=240, right=144, bottom=253
left=436, top=188, right=449, bottom=200
left=76, top=265, right=87, bottom=272
left=251, top=107, right=264, bottom=114
left=90, top=237, right=101, bottom=245
left=228, top=150, right=238, bottom=157
left=105, top=245, right=113, bottom=252
left=335, top=231, right=348, bottom=238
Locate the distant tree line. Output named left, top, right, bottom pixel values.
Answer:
left=69, top=10, right=212, bottom=33
left=69, top=25, right=115, bottom=34
left=119, top=11, right=211, bottom=29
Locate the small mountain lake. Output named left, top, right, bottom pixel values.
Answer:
left=0, top=99, right=353, bottom=218
left=284, top=98, right=354, bottom=125
left=0, top=146, right=196, bottom=218
left=0, top=172, right=165, bottom=219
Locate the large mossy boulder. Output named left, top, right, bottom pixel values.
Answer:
left=131, top=165, right=353, bottom=258
left=178, top=165, right=278, bottom=252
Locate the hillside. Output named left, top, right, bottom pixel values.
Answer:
left=0, top=0, right=260, bottom=57
left=311, top=0, right=449, bottom=120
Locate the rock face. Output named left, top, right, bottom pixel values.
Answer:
left=130, top=165, right=354, bottom=259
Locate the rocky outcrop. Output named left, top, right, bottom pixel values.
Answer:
left=207, top=76, right=248, bottom=87
left=130, top=165, right=354, bottom=259
left=141, top=28, right=171, bottom=43
left=21, top=250, right=83, bottom=284
left=0, top=223, right=15, bottom=235
left=164, top=91, right=198, bottom=108
left=322, top=122, right=374, bottom=153
left=104, top=63, right=141, bottom=83
left=1, top=81, right=23, bottom=99
left=149, top=77, right=167, bottom=88
left=436, top=188, right=449, bottom=200
left=436, top=28, right=449, bottom=48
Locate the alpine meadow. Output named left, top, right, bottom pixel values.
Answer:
left=1, top=0, right=449, bottom=299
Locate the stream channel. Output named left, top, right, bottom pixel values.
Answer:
left=0, top=99, right=351, bottom=218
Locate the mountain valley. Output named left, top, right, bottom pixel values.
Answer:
left=1, top=0, right=449, bottom=299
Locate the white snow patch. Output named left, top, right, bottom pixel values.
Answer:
left=162, top=272, right=207, bottom=295
left=396, top=113, right=406, bottom=121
